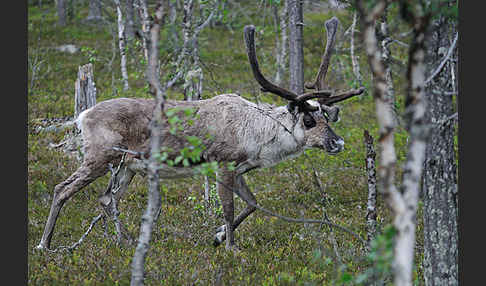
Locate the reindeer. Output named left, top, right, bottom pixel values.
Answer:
left=36, top=17, right=364, bottom=251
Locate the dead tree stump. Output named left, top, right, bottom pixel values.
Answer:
left=75, top=63, right=97, bottom=118
left=58, top=63, right=98, bottom=160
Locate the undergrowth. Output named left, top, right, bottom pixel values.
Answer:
left=28, top=2, right=422, bottom=285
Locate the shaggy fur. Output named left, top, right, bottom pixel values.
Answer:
left=37, top=94, right=344, bottom=250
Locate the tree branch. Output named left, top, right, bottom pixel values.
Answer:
left=47, top=214, right=104, bottom=253
left=424, top=32, right=458, bottom=85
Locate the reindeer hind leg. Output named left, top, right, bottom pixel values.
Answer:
left=36, top=159, right=110, bottom=250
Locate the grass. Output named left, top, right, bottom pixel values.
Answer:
left=28, top=2, right=426, bottom=285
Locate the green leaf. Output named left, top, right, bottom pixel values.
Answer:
left=168, top=115, right=180, bottom=126
left=186, top=135, right=202, bottom=147
left=174, top=156, right=183, bottom=165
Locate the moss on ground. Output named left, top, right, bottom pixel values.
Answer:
left=28, top=2, right=427, bottom=285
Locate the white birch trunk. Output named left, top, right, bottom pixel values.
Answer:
left=115, top=0, right=130, bottom=91
left=130, top=2, right=165, bottom=285
left=350, top=12, right=362, bottom=86
left=357, top=2, right=430, bottom=286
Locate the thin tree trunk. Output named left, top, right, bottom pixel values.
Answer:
left=130, top=2, right=165, bottom=286
left=422, top=15, right=458, bottom=286
left=357, top=2, right=431, bottom=285
left=124, top=0, right=136, bottom=40
left=137, top=0, right=150, bottom=63
left=288, top=0, right=304, bottom=94
left=357, top=2, right=399, bottom=213
left=393, top=22, right=429, bottom=286
left=378, top=6, right=398, bottom=125
left=180, top=0, right=195, bottom=100
left=168, top=0, right=180, bottom=51
left=177, top=0, right=214, bottom=101
left=273, top=0, right=288, bottom=85
left=86, top=0, right=103, bottom=22
left=115, top=0, right=130, bottom=91
left=350, top=11, right=362, bottom=86
left=364, top=130, right=377, bottom=252
left=57, top=0, right=67, bottom=26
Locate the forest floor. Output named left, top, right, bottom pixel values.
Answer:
left=27, top=2, right=425, bottom=285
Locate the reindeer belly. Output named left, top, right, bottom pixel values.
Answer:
left=126, top=159, right=197, bottom=179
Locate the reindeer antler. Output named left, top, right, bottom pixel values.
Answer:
left=244, top=25, right=299, bottom=102
left=244, top=25, right=328, bottom=112
left=244, top=17, right=365, bottom=116
left=303, top=17, right=364, bottom=121
left=305, top=17, right=339, bottom=91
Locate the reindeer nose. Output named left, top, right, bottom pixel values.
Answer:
left=336, top=139, right=344, bottom=149
left=329, top=138, right=345, bottom=154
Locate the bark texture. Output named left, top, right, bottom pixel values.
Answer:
left=350, top=12, right=362, bottom=86
left=130, top=2, right=165, bottom=285
left=273, top=0, right=288, bottom=85
left=288, top=0, right=304, bottom=94
left=74, top=63, right=97, bottom=118
left=114, top=0, right=130, bottom=91
left=177, top=0, right=214, bottom=101
left=124, top=0, right=137, bottom=39
left=364, top=130, right=377, bottom=252
left=357, top=2, right=431, bottom=285
left=422, top=15, right=458, bottom=286
left=86, top=0, right=103, bottom=22
left=57, top=0, right=67, bottom=26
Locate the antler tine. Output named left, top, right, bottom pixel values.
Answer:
left=305, top=17, right=340, bottom=91
left=319, top=87, right=365, bottom=106
left=244, top=25, right=299, bottom=102
left=295, top=90, right=333, bottom=103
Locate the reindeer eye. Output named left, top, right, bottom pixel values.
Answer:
left=303, top=113, right=316, bottom=129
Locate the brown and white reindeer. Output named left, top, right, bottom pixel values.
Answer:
left=36, top=17, right=364, bottom=251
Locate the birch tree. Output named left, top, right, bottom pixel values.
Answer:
left=114, top=0, right=130, bottom=91
left=176, top=0, right=215, bottom=101
left=130, top=2, right=166, bottom=285
left=356, top=1, right=432, bottom=285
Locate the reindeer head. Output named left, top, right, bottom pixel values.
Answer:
left=244, top=17, right=364, bottom=155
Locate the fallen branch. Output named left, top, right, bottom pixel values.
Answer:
left=304, top=153, right=343, bottom=264
left=47, top=214, right=103, bottom=253
left=215, top=173, right=367, bottom=245
left=109, top=145, right=366, bottom=245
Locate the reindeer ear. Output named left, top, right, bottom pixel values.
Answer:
left=321, top=104, right=340, bottom=122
